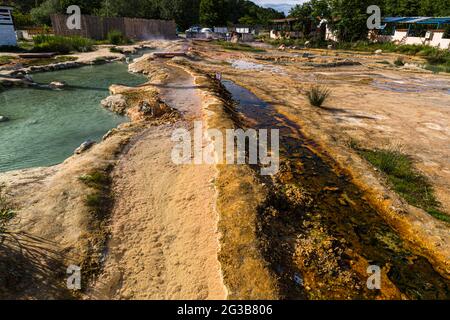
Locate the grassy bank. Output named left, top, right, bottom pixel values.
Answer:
left=335, top=42, right=450, bottom=72
left=78, top=169, right=114, bottom=289
left=22, top=56, right=78, bottom=67
left=0, top=56, right=14, bottom=66
left=351, top=144, right=449, bottom=223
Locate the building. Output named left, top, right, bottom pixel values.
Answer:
left=374, top=17, right=450, bottom=48
left=270, top=18, right=302, bottom=39
left=229, top=25, right=259, bottom=42
left=0, top=6, right=17, bottom=46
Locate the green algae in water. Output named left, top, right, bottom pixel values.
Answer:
left=0, top=63, right=147, bottom=172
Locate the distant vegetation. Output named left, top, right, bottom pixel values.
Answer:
left=289, top=0, right=450, bottom=42
left=351, top=144, right=449, bottom=223
left=5, top=0, right=284, bottom=30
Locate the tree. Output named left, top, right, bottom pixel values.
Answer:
left=97, top=0, right=160, bottom=18
left=21, top=0, right=285, bottom=29
left=328, top=0, right=384, bottom=42
left=419, top=0, right=450, bottom=16
left=159, top=0, right=200, bottom=30
left=238, top=15, right=258, bottom=25
left=199, top=0, right=226, bottom=27
left=30, top=0, right=62, bottom=25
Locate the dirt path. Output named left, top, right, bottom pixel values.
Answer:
left=89, top=64, right=226, bottom=300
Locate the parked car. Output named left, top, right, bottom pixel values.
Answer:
left=186, top=26, right=201, bottom=33
left=200, top=28, right=213, bottom=33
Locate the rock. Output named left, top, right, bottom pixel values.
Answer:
left=0, top=115, right=9, bottom=122
left=278, top=44, right=286, bottom=50
left=49, top=81, right=66, bottom=89
left=74, top=140, right=95, bottom=154
left=137, top=99, right=173, bottom=118
left=375, top=49, right=383, bottom=54
left=328, top=44, right=334, bottom=49
left=102, top=129, right=118, bottom=141
left=101, top=94, right=128, bottom=114
left=172, top=56, right=186, bottom=63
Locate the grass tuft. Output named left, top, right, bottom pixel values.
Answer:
left=306, top=85, right=330, bottom=107
left=0, top=186, right=15, bottom=236
left=213, top=40, right=265, bottom=53
left=79, top=171, right=111, bottom=220
left=394, top=57, right=405, bottom=67
left=79, top=171, right=109, bottom=188
left=351, top=143, right=449, bottom=223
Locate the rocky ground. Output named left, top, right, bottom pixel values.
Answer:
left=88, top=61, right=226, bottom=300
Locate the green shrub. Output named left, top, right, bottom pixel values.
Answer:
left=32, top=35, right=94, bottom=54
left=444, top=25, right=450, bottom=38
left=306, top=85, right=330, bottom=107
left=107, top=30, right=130, bottom=45
left=12, top=12, right=34, bottom=28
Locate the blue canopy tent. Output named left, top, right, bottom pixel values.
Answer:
left=415, top=17, right=450, bottom=29
left=381, top=17, right=450, bottom=36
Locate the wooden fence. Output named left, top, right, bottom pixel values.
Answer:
left=50, top=14, right=176, bottom=40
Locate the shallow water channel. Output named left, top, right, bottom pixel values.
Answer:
left=0, top=63, right=147, bottom=172
left=222, top=80, right=450, bottom=299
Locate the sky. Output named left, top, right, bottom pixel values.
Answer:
left=252, top=0, right=308, bottom=15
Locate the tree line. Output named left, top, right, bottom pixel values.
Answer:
left=4, top=0, right=284, bottom=29
left=289, top=0, right=450, bottom=42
